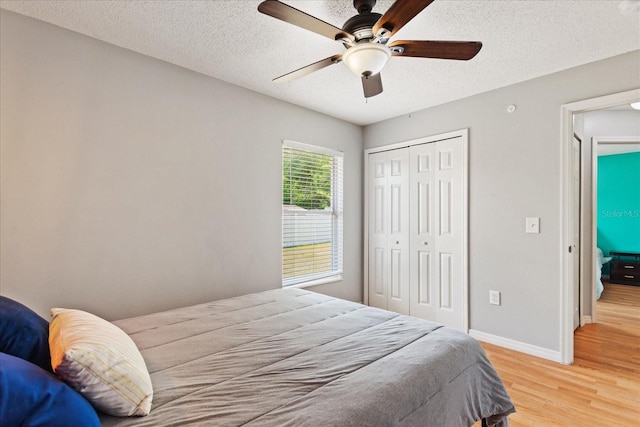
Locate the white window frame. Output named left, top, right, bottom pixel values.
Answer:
left=282, top=140, right=343, bottom=288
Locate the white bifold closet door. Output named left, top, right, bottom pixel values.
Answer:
left=368, top=136, right=466, bottom=331
left=367, top=148, right=410, bottom=314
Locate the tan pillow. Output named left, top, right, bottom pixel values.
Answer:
left=49, top=308, right=153, bottom=416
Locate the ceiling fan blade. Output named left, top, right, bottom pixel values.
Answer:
left=373, top=0, right=435, bottom=38
left=362, top=73, right=383, bottom=98
left=389, top=40, right=482, bottom=60
left=258, top=0, right=355, bottom=42
left=274, top=54, right=343, bottom=83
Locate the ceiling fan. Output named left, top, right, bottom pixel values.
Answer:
left=257, top=0, right=483, bottom=98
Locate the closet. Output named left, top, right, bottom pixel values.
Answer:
left=365, top=131, right=468, bottom=331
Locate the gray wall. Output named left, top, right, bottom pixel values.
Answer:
left=364, top=51, right=640, bottom=351
left=0, top=10, right=363, bottom=321
left=578, top=109, right=640, bottom=317
left=2, top=7, right=639, bottom=356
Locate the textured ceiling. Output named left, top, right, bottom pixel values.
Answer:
left=1, top=0, right=639, bottom=125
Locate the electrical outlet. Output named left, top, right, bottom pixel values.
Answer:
left=526, top=217, right=540, bottom=234
left=489, top=290, right=501, bottom=306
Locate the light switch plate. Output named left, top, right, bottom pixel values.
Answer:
left=526, top=217, right=540, bottom=234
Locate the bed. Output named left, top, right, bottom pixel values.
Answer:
left=94, top=288, right=514, bottom=426
left=596, top=247, right=612, bottom=299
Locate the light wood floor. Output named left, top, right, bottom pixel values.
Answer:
left=474, top=283, right=640, bottom=426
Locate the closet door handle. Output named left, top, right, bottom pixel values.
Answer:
left=423, top=242, right=428, bottom=246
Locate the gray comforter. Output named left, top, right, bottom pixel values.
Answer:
left=100, top=288, right=514, bottom=426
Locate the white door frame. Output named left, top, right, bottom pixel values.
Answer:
left=363, top=128, right=469, bottom=331
left=589, top=136, right=640, bottom=324
left=560, top=88, right=640, bottom=364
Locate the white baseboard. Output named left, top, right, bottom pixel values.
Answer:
left=581, top=315, right=592, bottom=325
left=469, top=329, right=562, bottom=363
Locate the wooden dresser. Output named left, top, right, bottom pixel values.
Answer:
left=609, top=252, right=640, bottom=286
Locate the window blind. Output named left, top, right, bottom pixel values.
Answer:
left=282, top=141, right=343, bottom=287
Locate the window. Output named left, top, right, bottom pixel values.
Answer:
left=282, top=141, right=343, bottom=287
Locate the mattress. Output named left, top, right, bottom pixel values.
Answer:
left=100, top=288, right=514, bottom=426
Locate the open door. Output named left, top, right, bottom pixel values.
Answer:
left=572, top=135, right=581, bottom=331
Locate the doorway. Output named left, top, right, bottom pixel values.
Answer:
left=561, top=88, right=640, bottom=364
left=592, top=137, right=640, bottom=324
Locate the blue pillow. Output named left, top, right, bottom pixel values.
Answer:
left=0, top=352, right=100, bottom=427
left=0, top=296, right=51, bottom=371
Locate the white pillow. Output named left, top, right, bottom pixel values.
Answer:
left=49, top=308, right=153, bottom=417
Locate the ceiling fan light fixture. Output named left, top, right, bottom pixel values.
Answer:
left=342, top=43, right=391, bottom=77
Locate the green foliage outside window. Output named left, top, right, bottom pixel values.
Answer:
left=283, top=149, right=332, bottom=210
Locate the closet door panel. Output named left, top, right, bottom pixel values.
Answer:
left=368, top=152, right=389, bottom=309
left=417, top=181, right=432, bottom=235
left=417, top=250, right=431, bottom=305
left=373, top=247, right=385, bottom=297
left=387, top=150, right=410, bottom=315
left=434, top=137, right=465, bottom=330
left=390, top=249, right=403, bottom=299
left=409, top=143, right=437, bottom=319
left=439, top=252, right=453, bottom=310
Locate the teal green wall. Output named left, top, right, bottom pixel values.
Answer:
left=597, top=151, right=640, bottom=257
